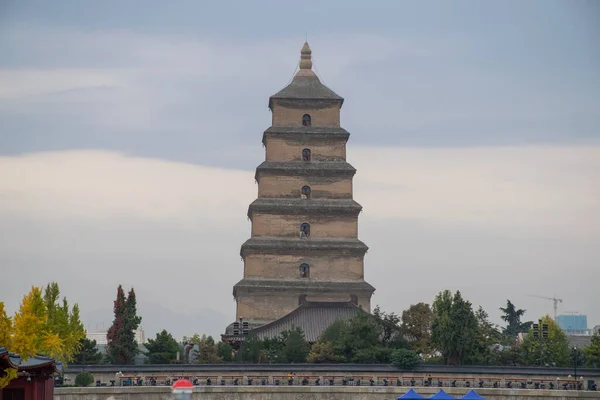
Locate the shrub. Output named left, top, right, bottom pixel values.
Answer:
left=74, top=371, right=95, bottom=387
left=390, top=348, right=420, bottom=369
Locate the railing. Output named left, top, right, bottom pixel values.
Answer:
left=69, top=374, right=597, bottom=391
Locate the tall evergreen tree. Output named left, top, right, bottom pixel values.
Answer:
left=106, top=285, right=142, bottom=364
left=145, top=330, right=179, bottom=364
left=499, top=299, right=532, bottom=339
left=583, top=331, right=600, bottom=368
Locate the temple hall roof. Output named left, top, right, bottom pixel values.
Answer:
left=252, top=301, right=360, bottom=342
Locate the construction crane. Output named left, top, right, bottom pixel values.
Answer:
left=529, top=295, right=563, bottom=320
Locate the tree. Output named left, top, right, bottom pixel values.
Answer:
left=1, top=284, right=85, bottom=388
left=520, top=315, right=570, bottom=367
left=0, top=302, right=12, bottom=348
left=583, top=331, right=600, bottom=368
left=373, top=306, right=407, bottom=349
left=0, top=302, right=17, bottom=389
left=390, top=348, right=420, bottom=369
left=401, top=303, right=434, bottom=355
left=190, top=334, right=222, bottom=364
left=73, top=338, right=103, bottom=365
left=499, top=300, right=533, bottom=340
left=217, top=342, right=234, bottom=362
left=469, top=306, right=501, bottom=365
left=106, top=285, right=142, bottom=364
left=145, top=330, right=180, bottom=364
left=280, top=328, right=310, bottom=363
left=307, top=341, right=344, bottom=363
left=431, top=290, right=478, bottom=365
left=336, top=310, right=389, bottom=363
left=74, top=371, right=94, bottom=387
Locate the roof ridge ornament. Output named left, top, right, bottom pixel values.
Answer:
left=296, top=42, right=316, bottom=77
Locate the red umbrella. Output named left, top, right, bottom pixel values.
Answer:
left=172, top=379, right=194, bottom=390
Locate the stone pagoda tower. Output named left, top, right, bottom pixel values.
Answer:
left=228, top=43, right=375, bottom=337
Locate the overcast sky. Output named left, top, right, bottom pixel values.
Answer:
left=1, top=0, right=599, bottom=340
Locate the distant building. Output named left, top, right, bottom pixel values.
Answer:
left=86, top=329, right=145, bottom=345
left=556, top=314, right=588, bottom=335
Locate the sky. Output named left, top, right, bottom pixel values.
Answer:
left=0, top=0, right=599, bottom=341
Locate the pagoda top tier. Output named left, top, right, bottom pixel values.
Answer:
left=269, top=42, right=343, bottom=108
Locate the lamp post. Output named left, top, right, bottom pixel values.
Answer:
left=572, top=346, right=578, bottom=389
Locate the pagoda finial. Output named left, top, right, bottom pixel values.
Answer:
left=299, top=42, right=312, bottom=70
left=296, top=42, right=316, bottom=77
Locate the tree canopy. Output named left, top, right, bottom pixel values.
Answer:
left=0, top=283, right=85, bottom=388
left=106, top=285, right=142, bottom=364
left=145, top=329, right=180, bottom=364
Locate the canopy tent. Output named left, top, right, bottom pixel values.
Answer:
left=460, top=390, right=487, bottom=399
left=429, top=389, right=455, bottom=399
left=397, top=389, right=426, bottom=399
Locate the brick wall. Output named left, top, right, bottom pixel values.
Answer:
left=251, top=214, right=358, bottom=238
left=244, top=254, right=364, bottom=281
left=265, top=138, right=346, bottom=162
left=258, top=175, right=352, bottom=198
left=271, top=104, right=340, bottom=127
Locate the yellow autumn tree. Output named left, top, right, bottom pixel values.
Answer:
left=0, top=302, right=17, bottom=389
left=1, top=283, right=86, bottom=389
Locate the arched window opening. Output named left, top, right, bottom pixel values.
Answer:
left=301, top=185, right=311, bottom=199
left=300, top=222, right=310, bottom=239
left=302, top=148, right=311, bottom=162
left=299, top=263, right=310, bottom=278
left=302, top=114, right=311, bottom=126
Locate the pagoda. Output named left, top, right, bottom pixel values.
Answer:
left=223, top=43, right=375, bottom=342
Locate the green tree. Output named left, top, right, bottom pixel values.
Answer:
left=74, top=371, right=95, bottom=387
left=468, top=306, right=501, bottom=365
left=280, top=328, right=310, bottom=363
left=390, top=348, right=420, bottom=369
left=307, top=341, right=345, bottom=363
left=583, top=331, right=600, bottom=368
left=217, top=342, right=234, bottom=362
left=144, top=330, right=179, bottom=364
left=520, top=315, right=570, bottom=366
left=73, top=338, right=103, bottom=364
left=431, top=290, right=478, bottom=365
left=499, top=300, right=532, bottom=340
left=401, top=302, right=434, bottom=355
left=373, top=306, right=407, bottom=350
left=190, top=334, right=222, bottom=363
left=106, top=285, right=142, bottom=364
left=336, top=310, right=390, bottom=363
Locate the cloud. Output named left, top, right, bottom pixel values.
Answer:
left=1, top=146, right=599, bottom=336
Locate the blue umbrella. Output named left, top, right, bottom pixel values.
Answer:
left=460, top=390, right=486, bottom=400
left=429, top=389, right=455, bottom=399
left=397, top=388, right=426, bottom=399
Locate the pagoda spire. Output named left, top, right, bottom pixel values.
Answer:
left=296, top=42, right=316, bottom=77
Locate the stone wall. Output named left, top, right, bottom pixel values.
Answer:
left=54, top=386, right=599, bottom=400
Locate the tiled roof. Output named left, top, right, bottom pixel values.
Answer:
left=255, top=161, right=356, bottom=181
left=233, top=278, right=375, bottom=295
left=0, top=347, right=60, bottom=372
left=248, top=198, right=362, bottom=218
left=269, top=75, right=343, bottom=108
left=251, top=301, right=359, bottom=342
left=240, top=237, right=369, bottom=257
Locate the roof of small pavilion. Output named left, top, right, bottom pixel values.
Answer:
left=0, top=347, right=61, bottom=374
